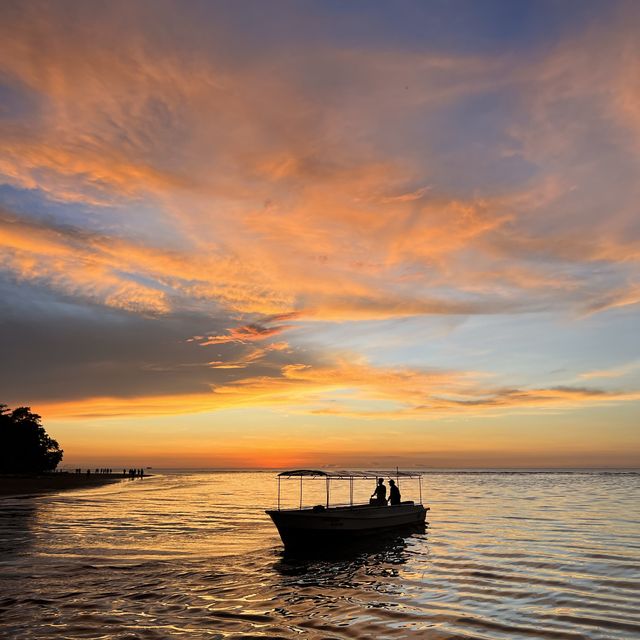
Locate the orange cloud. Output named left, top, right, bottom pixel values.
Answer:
left=379, top=185, right=431, bottom=204
left=2, top=3, right=640, bottom=326
left=0, top=216, right=171, bottom=313
left=198, top=323, right=291, bottom=346
left=36, top=356, right=640, bottom=420
left=579, top=361, right=640, bottom=380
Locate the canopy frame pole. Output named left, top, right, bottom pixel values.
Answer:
left=277, top=476, right=281, bottom=511
left=396, top=466, right=400, bottom=491
left=350, top=477, right=353, bottom=506
left=326, top=477, right=330, bottom=508
left=419, top=476, right=422, bottom=504
left=299, top=476, right=303, bottom=510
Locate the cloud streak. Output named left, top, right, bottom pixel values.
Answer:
left=36, top=357, right=640, bottom=420
left=0, top=1, right=638, bottom=464
left=1, top=3, right=639, bottom=325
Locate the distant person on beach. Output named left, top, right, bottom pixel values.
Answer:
left=388, top=479, right=401, bottom=505
left=371, top=478, right=387, bottom=505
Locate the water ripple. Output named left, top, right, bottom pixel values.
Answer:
left=1, top=471, right=639, bottom=639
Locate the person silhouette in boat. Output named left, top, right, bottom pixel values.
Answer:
left=388, top=479, right=401, bottom=505
left=371, top=478, right=387, bottom=506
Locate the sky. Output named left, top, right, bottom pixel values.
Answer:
left=1, top=0, right=639, bottom=468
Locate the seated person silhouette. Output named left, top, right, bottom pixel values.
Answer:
left=388, top=479, right=401, bottom=505
left=370, top=478, right=387, bottom=506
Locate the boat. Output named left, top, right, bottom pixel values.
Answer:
left=266, top=469, right=428, bottom=550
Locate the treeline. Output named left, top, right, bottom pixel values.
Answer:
left=0, top=405, right=63, bottom=473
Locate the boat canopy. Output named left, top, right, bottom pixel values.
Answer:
left=277, top=469, right=422, bottom=479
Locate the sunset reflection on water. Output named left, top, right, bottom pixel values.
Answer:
left=1, top=471, right=639, bottom=639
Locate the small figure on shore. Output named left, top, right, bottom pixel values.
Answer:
left=371, top=478, right=387, bottom=506
left=388, top=479, right=401, bottom=505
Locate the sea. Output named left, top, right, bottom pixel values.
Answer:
left=1, top=470, right=639, bottom=639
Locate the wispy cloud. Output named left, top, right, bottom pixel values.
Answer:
left=34, top=355, right=640, bottom=420
left=579, top=361, right=640, bottom=380
left=0, top=0, right=639, bottom=457
left=1, top=4, right=640, bottom=324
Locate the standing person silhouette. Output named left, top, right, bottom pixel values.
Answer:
left=388, top=479, right=401, bottom=505
left=371, top=478, right=387, bottom=506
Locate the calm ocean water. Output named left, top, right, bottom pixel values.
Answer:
left=1, top=470, right=639, bottom=639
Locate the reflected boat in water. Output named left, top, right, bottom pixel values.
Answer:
left=274, top=527, right=417, bottom=574
left=266, top=469, right=428, bottom=551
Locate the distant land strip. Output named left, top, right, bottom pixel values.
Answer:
left=0, top=473, right=129, bottom=497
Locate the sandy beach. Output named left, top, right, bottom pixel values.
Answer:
left=0, top=473, right=127, bottom=497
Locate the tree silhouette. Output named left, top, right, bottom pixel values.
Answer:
left=0, top=405, right=63, bottom=473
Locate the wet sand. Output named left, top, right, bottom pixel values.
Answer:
left=0, top=473, right=127, bottom=497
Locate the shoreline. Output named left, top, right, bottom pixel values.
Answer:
left=0, top=473, right=133, bottom=498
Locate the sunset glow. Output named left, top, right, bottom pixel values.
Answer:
left=1, top=1, right=639, bottom=467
